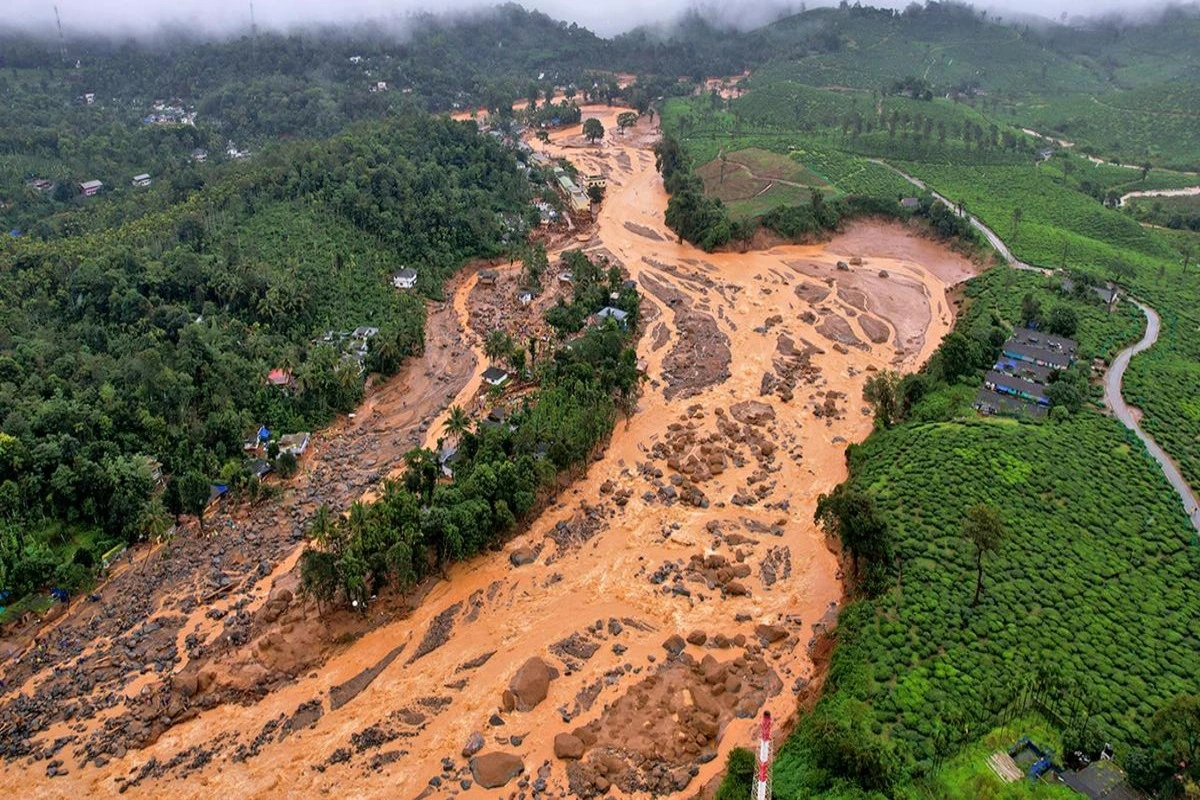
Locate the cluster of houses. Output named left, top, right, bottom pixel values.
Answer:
left=974, top=328, right=1077, bottom=417
left=314, top=326, right=380, bottom=373
left=142, top=100, right=197, bottom=127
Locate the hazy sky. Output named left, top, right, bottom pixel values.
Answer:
left=5, top=0, right=1170, bottom=38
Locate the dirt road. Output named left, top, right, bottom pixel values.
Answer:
left=2, top=109, right=979, bottom=799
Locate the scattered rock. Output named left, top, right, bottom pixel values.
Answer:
left=470, top=752, right=524, bottom=789
left=554, top=733, right=585, bottom=760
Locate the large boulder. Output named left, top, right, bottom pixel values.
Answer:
left=662, top=635, right=686, bottom=657
left=553, top=732, right=585, bottom=760
left=471, top=752, right=524, bottom=789
left=505, top=657, right=556, bottom=712
left=509, top=547, right=537, bottom=567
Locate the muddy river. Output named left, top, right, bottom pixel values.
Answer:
left=2, top=107, right=978, bottom=799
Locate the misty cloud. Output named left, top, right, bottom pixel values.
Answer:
left=3, top=0, right=1179, bottom=39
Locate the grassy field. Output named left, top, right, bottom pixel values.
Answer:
left=695, top=147, right=834, bottom=217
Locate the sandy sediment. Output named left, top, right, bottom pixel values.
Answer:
left=0, top=106, right=978, bottom=799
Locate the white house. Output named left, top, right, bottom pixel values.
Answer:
left=482, top=367, right=510, bottom=387
left=131, top=173, right=152, bottom=187
left=392, top=268, right=418, bottom=289
left=277, top=432, right=311, bottom=458
left=518, top=290, right=534, bottom=306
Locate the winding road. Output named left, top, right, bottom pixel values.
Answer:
left=1103, top=300, right=1200, bottom=531
left=876, top=160, right=1200, bottom=532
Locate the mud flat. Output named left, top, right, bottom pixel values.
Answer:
left=0, top=107, right=978, bottom=799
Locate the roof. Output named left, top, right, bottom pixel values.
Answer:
left=1060, top=761, right=1139, bottom=800
left=1002, top=342, right=1073, bottom=370
left=482, top=367, right=509, bottom=383
left=80, top=180, right=103, bottom=190
left=596, top=306, right=629, bottom=322
left=267, top=368, right=293, bottom=385
left=984, top=370, right=1048, bottom=403
left=479, top=269, right=499, bottom=279
left=900, top=196, right=920, bottom=207
left=132, top=173, right=151, bottom=181
left=993, top=357, right=1057, bottom=385
left=247, top=459, right=273, bottom=478
left=974, top=388, right=1047, bottom=417
left=394, top=267, right=418, bottom=280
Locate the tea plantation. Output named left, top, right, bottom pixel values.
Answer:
left=774, top=412, right=1199, bottom=797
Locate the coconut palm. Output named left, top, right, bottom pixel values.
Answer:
left=444, top=405, right=470, bottom=440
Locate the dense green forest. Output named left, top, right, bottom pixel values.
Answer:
left=0, top=112, right=530, bottom=602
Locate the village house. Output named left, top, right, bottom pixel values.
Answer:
left=191, top=148, right=208, bottom=163
left=479, top=269, right=499, bottom=286
left=900, top=196, right=920, bottom=209
left=584, top=173, right=606, bottom=189
left=142, top=456, right=165, bottom=488
left=482, top=366, right=510, bottom=387
left=392, top=267, right=418, bottom=289
left=84, top=92, right=95, bottom=105
left=206, top=484, right=229, bottom=513
left=517, top=290, right=534, bottom=306
left=79, top=180, right=103, bottom=197
left=370, top=81, right=388, bottom=93
left=131, top=173, right=152, bottom=187
left=267, top=368, right=295, bottom=389
left=438, top=444, right=461, bottom=478
left=246, top=459, right=273, bottom=480
left=26, top=178, right=53, bottom=193
left=278, top=432, right=311, bottom=458
left=591, top=306, right=630, bottom=328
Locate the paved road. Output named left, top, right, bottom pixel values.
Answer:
left=1103, top=299, right=1200, bottom=532
left=875, top=160, right=1200, bottom=532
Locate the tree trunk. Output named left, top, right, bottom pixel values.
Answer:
left=972, top=552, right=984, bottom=606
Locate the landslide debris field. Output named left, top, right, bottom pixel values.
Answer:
left=0, top=108, right=977, bottom=798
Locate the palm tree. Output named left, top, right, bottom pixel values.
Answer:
left=484, top=328, right=511, bottom=365
left=444, top=405, right=470, bottom=441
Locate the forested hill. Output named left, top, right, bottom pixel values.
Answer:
left=0, top=113, right=529, bottom=599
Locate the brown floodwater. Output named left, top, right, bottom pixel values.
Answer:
left=3, top=106, right=978, bottom=799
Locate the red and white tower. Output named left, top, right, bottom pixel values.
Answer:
left=754, top=711, right=773, bottom=800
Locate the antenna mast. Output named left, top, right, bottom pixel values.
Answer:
left=753, top=711, right=774, bottom=800
left=54, top=5, right=67, bottom=63
left=249, top=0, right=258, bottom=41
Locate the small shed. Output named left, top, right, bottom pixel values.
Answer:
left=518, top=290, right=534, bottom=306
left=482, top=367, right=510, bottom=387
left=131, top=173, right=152, bottom=187
left=899, top=196, right=920, bottom=209
left=267, top=368, right=294, bottom=388
left=479, top=269, right=499, bottom=285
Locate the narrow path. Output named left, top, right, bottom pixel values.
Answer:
left=867, top=159, right=1045, bottom=273
left=874, top=159, right=1200, bottom=532
left=1104, top=300, right=1200, bottom=532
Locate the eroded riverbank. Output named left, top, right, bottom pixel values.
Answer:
left=0, top=107, right=979, bottom=799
